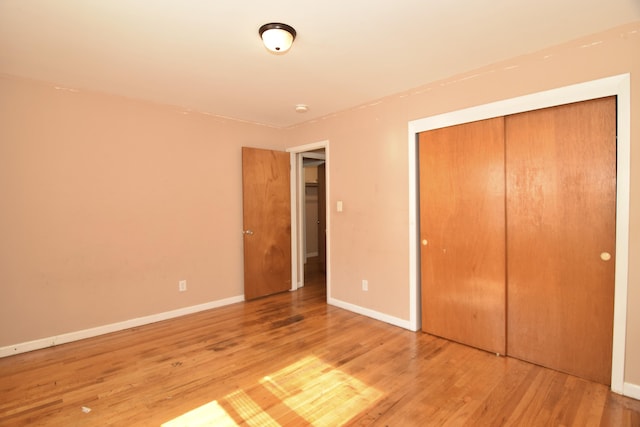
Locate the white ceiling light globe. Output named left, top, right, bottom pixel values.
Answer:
left=259, top=23, right=297, bottom=53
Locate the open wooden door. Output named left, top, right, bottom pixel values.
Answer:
left=242, top=147, right=291, bottom=300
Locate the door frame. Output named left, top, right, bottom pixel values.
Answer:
left=407, top=74, right=631, bottom=394
left=287, top=140, right=330, bottom=296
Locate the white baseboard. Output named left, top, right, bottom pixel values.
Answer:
left=327, top=297, right=417, bottom=331
left=0, top=295, right=244, bottom=358
left=623, top=382, right=640, bottom=400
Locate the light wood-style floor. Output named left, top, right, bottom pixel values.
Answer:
left=1, top=268, right=639, bottom=426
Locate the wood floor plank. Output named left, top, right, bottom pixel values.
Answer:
left=1, top=270, right=639, bottom=426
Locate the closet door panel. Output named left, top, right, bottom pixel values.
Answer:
left=506, top=97, right=616, bottom=384
left=419, top=117, right=506, bottom=355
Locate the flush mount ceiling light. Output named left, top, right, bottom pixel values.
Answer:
left=259, top=23, right=296, bottom=53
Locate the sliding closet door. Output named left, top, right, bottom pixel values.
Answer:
left=419, top=117, right=506, bottom=355
left=505, top=97, right=616, bottom=384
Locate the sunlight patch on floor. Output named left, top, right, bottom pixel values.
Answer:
left=161, top=400, right=238, bottom=427
left=162, top=355, right=383, bottom=426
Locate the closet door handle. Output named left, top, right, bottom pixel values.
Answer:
left=600, top=252, right=611, bottom=261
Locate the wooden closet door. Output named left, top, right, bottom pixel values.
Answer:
left=506, top=97, right=616, bottom=384
left=419, top=117, right=506, bottom=355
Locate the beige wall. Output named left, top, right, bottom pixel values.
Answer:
left=0, top=75, right=284, bottom=345
left=1, top=22, right=639, bottom=388
left=286, top=22, right=640, bottom=385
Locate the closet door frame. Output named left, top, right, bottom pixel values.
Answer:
left=407, top=73, right=631, bottom=394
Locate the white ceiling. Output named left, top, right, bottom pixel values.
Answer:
left=1, top=1, right=639, bottom=128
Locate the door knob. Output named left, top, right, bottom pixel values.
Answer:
left=243, top=230, right=254, bottom=235
left=600, top=252, right=611, bottom=261
left=422, top=239, right=428, bottom=246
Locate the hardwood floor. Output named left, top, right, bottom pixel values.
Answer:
left=1, top=271, right=639, bottom=426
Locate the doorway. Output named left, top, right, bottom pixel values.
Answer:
left=287, top=141, right=330, bottom=296
left=302, top=154, right=326, bottom=284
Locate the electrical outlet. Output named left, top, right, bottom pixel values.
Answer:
left=178, top=280, right=187, bottom=292
left=362, top=279, right=368, bottom=291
